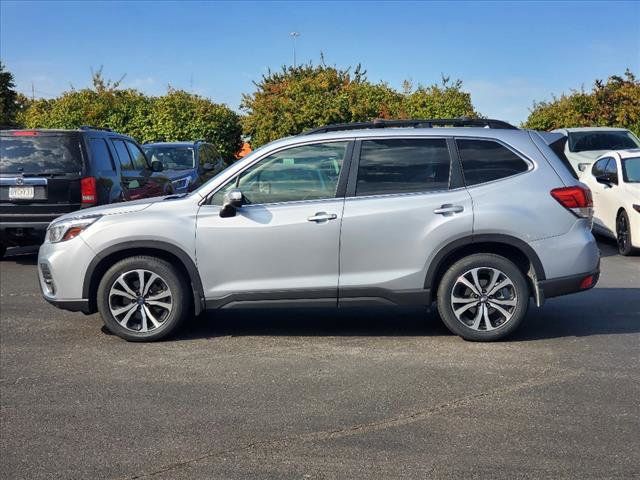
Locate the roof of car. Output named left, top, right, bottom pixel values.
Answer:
left=0, top=127, right=135, bottom=140
left=143, top=141, right=204, bottom=147
left=553, top=127, right=631, bottom=133
left=295, top=126, right=532, bottom=143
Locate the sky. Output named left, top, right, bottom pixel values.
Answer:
left=1, top=0, right=639, bottom=125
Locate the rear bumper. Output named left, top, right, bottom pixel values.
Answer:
left=538, top=264, right=600, bottom=300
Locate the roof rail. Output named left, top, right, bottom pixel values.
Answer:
left=79, top=125, right=113, bottom=132
left=302, top=118, right=518, bottom=135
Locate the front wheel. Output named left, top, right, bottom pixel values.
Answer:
left=616, top=210, right=634, bottom=256
left=97, top=256, right=190, bottom=341
left=437, top=254, right=529, bottom=341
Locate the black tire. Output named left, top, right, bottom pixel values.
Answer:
left=436, top=253, right=529, bottom=341
left=0, top=244, right=6, bottom=259
left=97, top=256, right=190, bottom=342
left=616, top=210, right=635, bottom=256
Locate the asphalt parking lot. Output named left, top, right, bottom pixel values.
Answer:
left=1, top=239, right=639, bottom=479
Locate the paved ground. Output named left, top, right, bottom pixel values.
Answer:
left=1, top=239, right=638, bottom=479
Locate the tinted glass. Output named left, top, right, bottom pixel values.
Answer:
left=591, top=158, right=608, bottom=177
left=622, top=158, right=640, bottom=183
left=112, top=140, right=133, bottom=170
left=356, top=139, right=450, bottom=196
left=88, top=138, right=115, bottom=172
left=568, top=131, right=640, bottom=153
left=144, top=145, right=194, bottom=171
left=604, top=158, right=618, bottom=178
left=211, top=142, right=347, bottom=205
left=0, top=134, right=83, bottom=174
left=457, top=139, right=528, bottom=186
left=125, top=141, right=148, bottom=170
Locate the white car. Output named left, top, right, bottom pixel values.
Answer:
left=552, top=127, right=640, bottom=176
left=581, top=149, right=640, bottom=255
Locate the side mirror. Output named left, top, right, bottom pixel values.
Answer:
left=202, top=162, right=215, bottom=172
left=596, top=174, right=615, bottom=187
left=151, top=160, right=164, bottom=172
left=219, top=188, right=243, bottom=218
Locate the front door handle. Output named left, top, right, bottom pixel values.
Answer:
left=307, top=212, right=338, bottom=222
left=433, top=204, right=464, bottom=215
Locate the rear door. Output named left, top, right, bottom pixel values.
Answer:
left=338, top=137, right=473, bottom=303
left=0, top=131, right=85, bottom=221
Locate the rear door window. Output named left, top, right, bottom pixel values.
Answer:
left=355, top=138, right=451, bottom=196
left=0, top=134, right=83, bottom=174
left=112, top=139, right=134, bottom=171
left=456, top=139, right=529, bottom=186
left=88, top=138, right=115, bottom=172
left=125, top=141, right=149, bottom=171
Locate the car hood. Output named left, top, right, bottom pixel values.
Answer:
left=52, top=197, right=161, bottom=223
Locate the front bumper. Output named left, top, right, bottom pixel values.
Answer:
left=43, top=297, right=90, bottom=313
left=38, top=236, right=96, bottom=312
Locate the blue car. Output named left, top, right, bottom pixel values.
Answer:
left=142, top=141, right=229, bottom=193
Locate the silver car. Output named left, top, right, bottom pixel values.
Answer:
left=38, top=119, right=600, bottom=342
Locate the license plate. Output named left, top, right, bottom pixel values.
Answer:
left=9, top=186, right=35, bottom=200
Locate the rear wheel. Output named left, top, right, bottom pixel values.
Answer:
left=0, top=244, right=6, bottom=259
left=437, top=254, right=529, bottom=341
left=616, top=210, right=634, bottom=256
left=97, top=256, right=189, bottom=341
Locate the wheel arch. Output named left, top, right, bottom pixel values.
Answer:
left=425, top=234, right=546, bottom=302
left=82, top=241, right=204, bottom=315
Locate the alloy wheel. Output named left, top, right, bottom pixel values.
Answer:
left=108, top=269, right=173, bottom=333
left=450, top=267, right=518, bottom=331
left=617, top=213, right=630, bottom=254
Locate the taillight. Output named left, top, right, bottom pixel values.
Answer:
left=81, top=177, right=97, bottom=205
left=12, top=131, right=38, bottom=136
left=550, top=185, right=593, bottom=219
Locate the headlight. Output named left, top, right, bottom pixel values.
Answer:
left=47, top=215, right=102, bottom=243
left=171, top=178, right=190, bottom=190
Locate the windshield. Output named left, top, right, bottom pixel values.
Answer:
left=568, top=131, right=640, bottom=153
left=622, top=157, right=640, bottom=183
left=0, top=134, right=83, bottom=174
left=143, top=146, right=195, bottom=170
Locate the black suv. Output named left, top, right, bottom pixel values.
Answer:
left=142, top=141, right=230, bottom=193
left=0, top=127, right=173, bottom=257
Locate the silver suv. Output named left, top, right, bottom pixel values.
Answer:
left=38, top=119, right=600, bottom=342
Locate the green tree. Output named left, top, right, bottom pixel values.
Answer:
left=403, top=76, right=479, bottom=119
left=0, top=62, right=20, bottom=126
left=523, top=70, right=640, bottom=136
left=18, top=69, right=243, bottom=160
left=241, top=63, right=479, bottom=147
left=149, top=88, right=242, bottom=160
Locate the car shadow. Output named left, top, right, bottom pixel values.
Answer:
left=1, top=246, right=39, bottom=265
left=168, top=287, right=640, bottom=342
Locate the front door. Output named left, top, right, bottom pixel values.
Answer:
left=196, top=141, right=351, bottom=306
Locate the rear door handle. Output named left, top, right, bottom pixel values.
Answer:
left=307, top=212, right=338, bottom=222
left=433, top=204, right=464, bottom=215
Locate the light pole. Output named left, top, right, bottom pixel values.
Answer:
left=290, top=31, right=300, bottom=67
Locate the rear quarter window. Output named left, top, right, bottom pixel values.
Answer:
left=456, top=139, right=529, bottom=186
left=88, top=138, right=115, bottom=172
